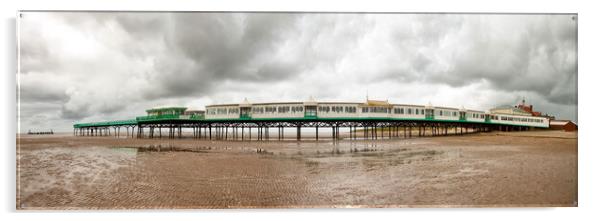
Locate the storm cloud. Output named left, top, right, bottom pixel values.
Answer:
left=17, top=12, right=577, bottom=132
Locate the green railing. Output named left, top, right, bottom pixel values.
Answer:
left=136, top=114, right=181, bottom=121
left=75, top=114, right=207, bottom=128
left=73, top=119, right=137, bottom=128
left=136, top=114, right=205, bottom=121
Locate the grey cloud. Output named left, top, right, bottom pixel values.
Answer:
left=19, top=83, right=68, bottom=103
left=371, top=15, right=577, bottom=107
left=431, top=15, right=577, bottom=105
left=19, top=37, right=51, bottom=73
left=133, top=13, right=304, bottom=99
left=60, top=105, right=90, bottom=120
left=17, top=12, right=578, bottom=132
left=251, top=61, right=301, bottom=81
left=18, top=73, right=69, bottom=103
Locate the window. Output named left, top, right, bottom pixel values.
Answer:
left=228, top=108, right=239, bottom=114
left=291, top=106, right=303, bottom=113
left=277, top=106, right=291, bottom=113
left=319, top=106, right=331, bottom=113
left=252, top=107, right=264, bottom=114
left=265, top=106, right=276, bottom=113
left=394, top=108, right=405, bottom=114
left=362, top=106, right=389, bottom=113
left=344, top=106, right=356, bottom=113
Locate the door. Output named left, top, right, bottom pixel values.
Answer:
left=425, top=109, right=434, bottom=120
left=304, top=106, right=317, bottom=118
left=240, top=107, right=251, bottom=119
left=459, top=111, right=466, bottom=121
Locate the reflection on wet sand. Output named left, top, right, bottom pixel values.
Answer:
left=17, top=131, right=577, bottom=209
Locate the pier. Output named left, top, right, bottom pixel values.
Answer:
left=74, top=100, right=547, bottom=141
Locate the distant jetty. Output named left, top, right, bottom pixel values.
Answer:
left=27, top=130, right=54, bottom=135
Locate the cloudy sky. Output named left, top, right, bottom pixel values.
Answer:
left=17, top=12, right=577, bottom=132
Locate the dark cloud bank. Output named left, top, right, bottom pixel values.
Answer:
left=18, top=12, right=577, bottom=132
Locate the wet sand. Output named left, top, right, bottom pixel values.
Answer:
left=16, top=130, right=577, bottom=209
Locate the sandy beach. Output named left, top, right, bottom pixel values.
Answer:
left=16, top=130, right=577, bottom=209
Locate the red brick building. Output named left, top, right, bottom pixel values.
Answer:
left=515, top=98, right=542, bottom=116
left=549, top=120, right=578, bottom=132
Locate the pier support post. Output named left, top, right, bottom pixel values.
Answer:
left=364, top=125, right=368, bottom=140
left=388, top=126, right=391, bottom=139
left=349, top=126, right=352, bottom=140
left=332, top=126, right=335, bottom=140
